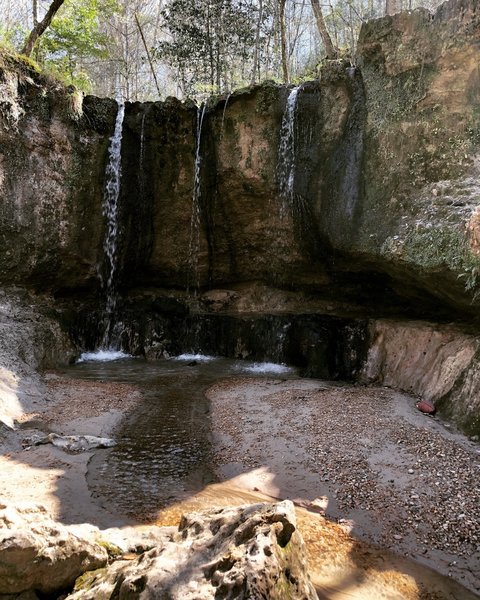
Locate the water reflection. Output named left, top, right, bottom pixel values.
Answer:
left=64, top=357, right=296, bottom=521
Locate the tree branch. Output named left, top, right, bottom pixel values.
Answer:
left=21, top=0, right=66, bottom=57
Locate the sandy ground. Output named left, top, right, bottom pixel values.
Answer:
left=0, top=375, right=142, bottom=527
left=0, top=373, right=479, bottom=600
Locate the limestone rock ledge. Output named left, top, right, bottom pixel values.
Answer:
left=0, top=502, right=318, bottom=600
left=0, top=504, right=108, bottom=595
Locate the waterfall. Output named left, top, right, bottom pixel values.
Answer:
left=277, top=86, right=299, bottom=216
left=221, top=93, right=231, bottom=132
left=100, top=99, right=125, bottom=349
left=187, top=103, right=207, bottom=295
left=276, top=84, right=321, bottom=258
left=138, top=112, right=146, bottom=202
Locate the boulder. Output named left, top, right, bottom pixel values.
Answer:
left=68, top=501, right=318, bottom=600
left=0, top=504, right=108, bottom=595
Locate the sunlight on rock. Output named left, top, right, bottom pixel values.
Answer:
left=0, top=367, right=21, bottom=429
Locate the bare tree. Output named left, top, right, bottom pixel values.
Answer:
left=250, top=0, right=264, bottom=84
left=32, top=0, right=38, bottom=25
left=279, top=0, right=289, bottom=82
left=310, top=0, right=337, bottom=58
left=22, top=0, right=66, bottom=57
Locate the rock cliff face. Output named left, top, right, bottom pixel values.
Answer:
left=356, top=0, right=480, bottom=314
left=1, top=0, right=480, bottom=434
left=0, top=54, right=118, bottom=293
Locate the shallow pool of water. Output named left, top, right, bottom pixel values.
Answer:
left=64, top=355, right=296, bottom=520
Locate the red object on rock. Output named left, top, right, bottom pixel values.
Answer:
left=416, top=400, right=436, bottom=415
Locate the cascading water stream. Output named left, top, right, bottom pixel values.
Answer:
left=138, top=111, right=147, bottom=203
left=100, top=99, right=125, bottom=349
left=277, top=86, right=299, bottom=216
left=187, top=103, right=207, bottom=295
left=221, top=93, right=231, bottom=132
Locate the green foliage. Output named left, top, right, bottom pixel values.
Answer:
left=37, top=0, right=120, bottom=92
left=0, top=23, right=28, bottom=52
left=154, top=0, right=258, bottom=98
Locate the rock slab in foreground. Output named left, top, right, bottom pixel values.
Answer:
left=0, top=504, right=108, bottom=595
left=69, top=501, right=318, bottom=600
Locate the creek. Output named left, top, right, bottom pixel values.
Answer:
left=65, top=355, right=295, bottom=521
left=57, top=353, right=480, bottom=599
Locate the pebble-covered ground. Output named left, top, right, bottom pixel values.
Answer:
left=206, top=377, right=480, bottom=595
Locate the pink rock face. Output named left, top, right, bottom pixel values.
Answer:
left=416, top=400, right=436, bottom=415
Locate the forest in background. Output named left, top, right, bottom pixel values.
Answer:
left=0, top=0, right=444, bottom=101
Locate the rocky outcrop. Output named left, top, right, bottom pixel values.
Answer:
left=0, top=288, right=74, bottom=429
left=2, top=1, right=480, bottom=434
left=0, top=52, right=116, bottom=294
left=0, top=502, right=317, bottom=600
left=33, top=432, right=116, bottom=452
left=362, top=319, right=480, bottom=434
left=69, top=501, right=317, bottom=600
left=355, top=0, right=480, bottom=314
left=0, top=504, right=108, bottom=595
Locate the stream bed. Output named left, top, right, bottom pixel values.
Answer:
left=65, top=355, right=296, bottom=521
left=59, top=354, right=480, bottom=598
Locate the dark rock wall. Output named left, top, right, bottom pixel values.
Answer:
left=2, top=1, right=480, bottom=433
left=0, top=57, right=117, bottom=293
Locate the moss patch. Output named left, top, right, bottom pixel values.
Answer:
left=384, top=225, right=480, bottom=297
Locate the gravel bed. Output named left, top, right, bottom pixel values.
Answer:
left=207, top=378, right=480, bottom=594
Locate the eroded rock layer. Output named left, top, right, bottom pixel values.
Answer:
left=0, top=502, right=317, bottom=600
left=1, top=0, right=480, bottom=434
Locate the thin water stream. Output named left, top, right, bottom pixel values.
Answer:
left=67, top=356, right=294, bottom=521
left=187, top=103, right=207, bottom=294
left=100, top=100, right=125, bottom=349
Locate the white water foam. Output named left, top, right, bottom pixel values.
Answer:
left=241, top=362, right=293, bottom=374
left=173, top=353, right=217, bottom=362
left=77, top=350, right=131, bottom=363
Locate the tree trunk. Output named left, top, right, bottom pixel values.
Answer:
left=22, top=0, right=66, bottom=57
left=279, top=0, right=289, bottom=83
left=32, top=0, right=38, bottom=26
left=310, top=0, right=337, bottom=59
left=385, top=0, right=403, bottom=15
left=134, top=12, right=161, bottom=98
left=250, top=0, right=264, bottom=85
